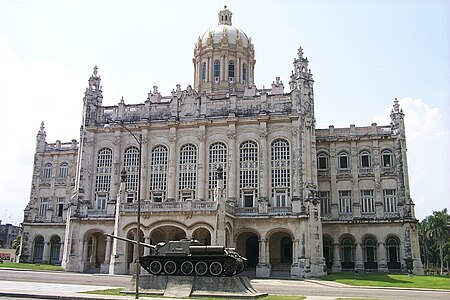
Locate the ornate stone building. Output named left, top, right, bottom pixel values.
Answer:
left=20, top=6, right=423, bottom=277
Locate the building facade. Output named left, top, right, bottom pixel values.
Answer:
left=20, top=6, right=424, bottom=277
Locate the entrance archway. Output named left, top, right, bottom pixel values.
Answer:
left=84, top=231, right=107, bottom=272
left=49, top=236, right=61, bottom=265
left=192, top=228, right=211, bottom=245
left=268, top=231, right=292, bottom=273
left=387, top=236, right=401, bottom=270
left=33, top=236, right=44, bottom=263
left=236, top=232, right=259, bottom=269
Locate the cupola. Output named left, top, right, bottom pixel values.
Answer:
left=193, top=6, right=256, bottom=96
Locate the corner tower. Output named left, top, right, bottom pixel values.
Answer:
left=193, top=6, right=256, bottom=96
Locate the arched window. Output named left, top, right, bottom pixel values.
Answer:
left=43, top=163, right=52, bottom=178
left=201, top=62, right=206, bottom=82
left=242, top=63, right=247, bottom=82
left=338, top=151, right=349, bottom=169
left=228, top=60, right=235, bottom=82
left=33, top=236, right=44, bottom=263
left=95, top=148, right=112, bottom=209
left=239, top=141, right=258, bottom=207
left=179, top=144, right=197, bottom=201
left=323, top=238, right=333, bottom=269
left=58, top=162, right=68, bottom=178
left=340, top=237, right=355, bottom=269
left=271, top=139, right=290, bottom=207
left=386, top=237, right=401, bottom=270
left=150, top=145, right=168, bottom=202
left=381, top=149, right=394, bottom=167
left=124, top=146, right=140, bottom=203
left=208, top=142, right=227, bottom=200
left=213, top=60, right=220, bottom=82
left=363, top=237, right=378, bottom=269
left=49, top=236, right=61, bottom=265
left=317, top=152, right=329, bottom=170
left=359, top=150, right=371, bottom=168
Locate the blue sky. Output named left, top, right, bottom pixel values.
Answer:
left=0, top=0, right=448, bottom=225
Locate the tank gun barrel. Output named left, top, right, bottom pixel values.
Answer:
left=104, top=233, right=156, bottom=249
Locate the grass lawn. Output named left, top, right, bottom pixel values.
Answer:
left=83, top=288, right=305, bottom=299
left=0, top=262, right=64, bottom=271
left=320, top=272, right=450, bottom=290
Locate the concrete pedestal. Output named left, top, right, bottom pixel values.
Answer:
left=127, top=275, right=267, bottom=298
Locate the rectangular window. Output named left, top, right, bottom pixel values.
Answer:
left=360, top=190, right=375, bottom=213
left=243, top=191, right=254, bottom=207
left=319, top=191, right=331, bottom=215
left=39, top=197, right=49, bottom=217
left=152, top=192, right=164, bottom=203
left=339, top=191, right=352, bottom=214
left=126, top=192, right=136, bottom=203
left=96, top=194, right=107, bottom=210
left=318, top=156, right=328, bottom=170
left=383, top=189, right=397, bottom=212
left=56, top=197, right=65, bottom=217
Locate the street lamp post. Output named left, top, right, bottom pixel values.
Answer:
left=104, top=120, right=142, bottom=299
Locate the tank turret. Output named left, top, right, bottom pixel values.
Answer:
left=106, top=234, right=246, bottom=277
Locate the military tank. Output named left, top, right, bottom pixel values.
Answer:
left=106, top=234, right=246, bottom=277
left=140, top=239, right=246, bottom=277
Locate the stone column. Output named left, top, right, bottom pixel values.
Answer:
left=197, top=128, right=206, bottom=201
left=256, top=239, right=271, bottom=277
left=258, top=121, right=269, bottom=202
left=332, top=242, right=341, bottom=272
left=355, top=242, right=364, bottom=271
left=167, top=127, right=177, bottom=201
left=140, top=129, right=149, bottom=200
left=144, top=237, right=151, bottom=256
left=42, top=240, right=49, bottom=264
left=378, top=241, right=388, bottom=272
left=227, top=126, right=237, bottom=203
left=104, top=236, right=112, bottom=264
left=58, top=242, right=64, bottom=264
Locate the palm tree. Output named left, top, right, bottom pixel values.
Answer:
left=419, top=216, right=431, bottom=269
left=426, top=208, right=450, bottom=275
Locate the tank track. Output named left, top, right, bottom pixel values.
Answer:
left=140, top=255, right=244, bottom=277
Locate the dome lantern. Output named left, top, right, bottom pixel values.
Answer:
left=218, top=5, right=232, bottom=25
left=193, top=7, right=256, bottom=96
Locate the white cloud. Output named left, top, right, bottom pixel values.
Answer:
left=374, top=98, right=450, bottom=220
left=0, top=38, right=85, bottom=225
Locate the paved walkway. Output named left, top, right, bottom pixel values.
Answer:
left=0, top=280, right=338, bottom=300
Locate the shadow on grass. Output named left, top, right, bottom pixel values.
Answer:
left=321, top=272, right=411, bottom=284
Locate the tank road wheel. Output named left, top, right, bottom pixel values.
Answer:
left=181, top=261, right=194, bottom=275
left=195, top=261, right=208, bottom=275
left=164, top=260, right=177, bottom=275
left=223, top=258, right=235, bottom=276
left=209, top=261, right=223, bottom=276
left=149, top=261, right=162, bottom=275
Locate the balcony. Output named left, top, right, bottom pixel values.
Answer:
left=358, top=167, right=374, bottom=176
left=120, top=201, right=218, bottom=213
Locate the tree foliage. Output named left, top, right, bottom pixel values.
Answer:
left=419, top=208, right=450, bottom=275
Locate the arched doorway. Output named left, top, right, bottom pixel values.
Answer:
left=268, top=231, right=292, bottom=274
left=386, top=236, right=401, bottom=270
left=49, top=236, right=61, bottom=265
left=84, top=231, right=107, bottom=272
left=323, top=238, right=333, bottom=270
left=235, top=232, right=259, bottom=270
left=33, top=236, right=44, bottom=263
left=192, top=228, right=211, bottom=245
left=125, top=228, right=144, bottom=274
left=340, top=237, right=355, bottom=270
left=280, top=237, right=292, bottom=263
left=245, top=235, right=259, bottom=268
left=363, top=237, right=378, bottom=270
